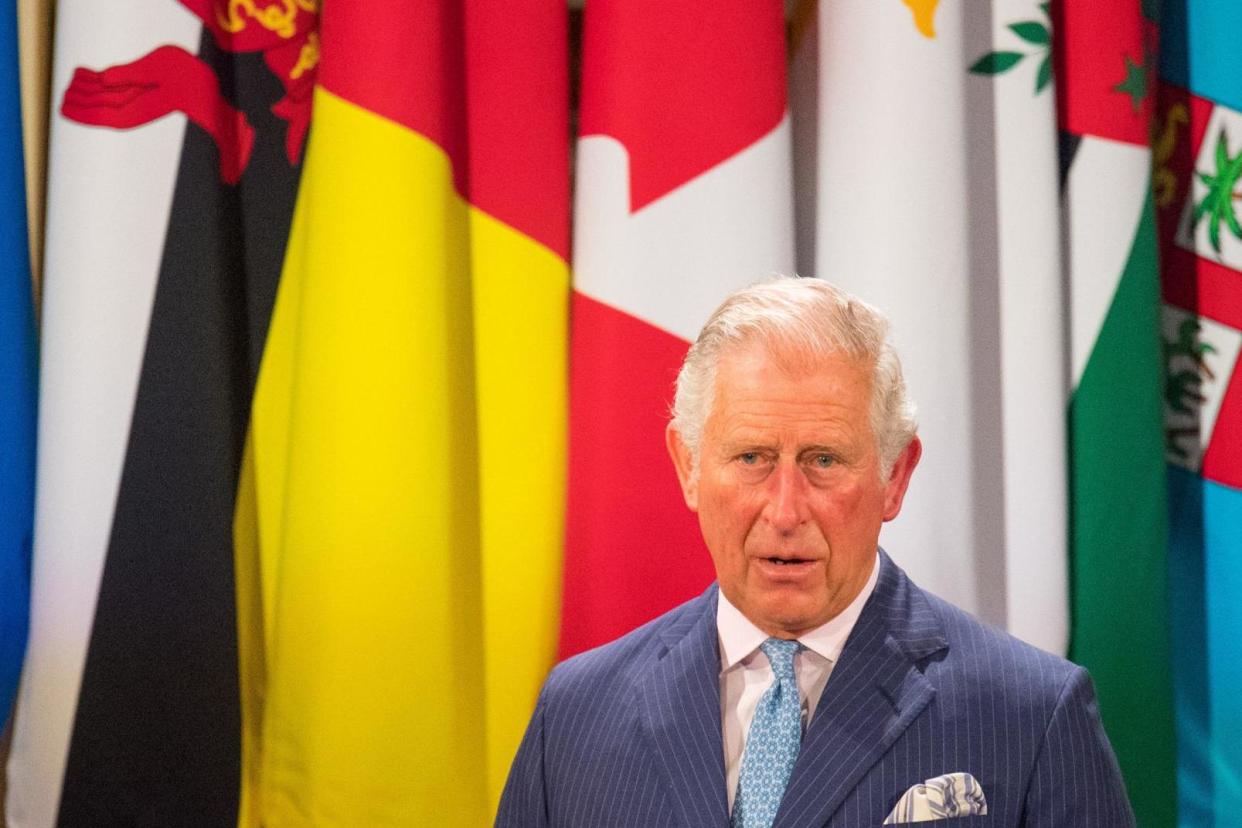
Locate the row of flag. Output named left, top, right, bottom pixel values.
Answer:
left=0, top=0, right=1237, bottom=824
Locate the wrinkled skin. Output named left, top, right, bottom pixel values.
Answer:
left=667, top=344, right=921, bottom=639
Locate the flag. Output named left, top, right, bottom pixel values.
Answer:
left=8, top=1, right=313, bottom=823
left=792, top=0, right=1067, bottom=652
left=0, top=0, right=34, bottom=726
left=237, top=1, right=569, bottom=823
left=1055, top=1, right=1175, bottom=825
left=561, top=0, right=794, bottom=658
left=1156, top=0, right=1242, bottom=821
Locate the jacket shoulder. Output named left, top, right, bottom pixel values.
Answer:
left=543, top=588, right=714, bottom=701
left=916, top=584, right=1083, bottom=702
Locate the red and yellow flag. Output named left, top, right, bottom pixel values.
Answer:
left=236, top=2, right=569, bottom=823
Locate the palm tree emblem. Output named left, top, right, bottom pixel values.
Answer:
left=1164, top=318, right=1217, bottom=460
left=1191, top=128, right=1242, bottom=254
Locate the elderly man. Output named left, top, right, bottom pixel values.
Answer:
left=497, top=277, right=1133, bottom=827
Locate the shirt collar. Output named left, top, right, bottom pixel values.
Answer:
left=716, top=552, right=881, bottom=670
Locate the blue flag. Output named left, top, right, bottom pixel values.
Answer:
left=1160, top=0, right=1242, bottom=821
left=0, top=0, right=35, bottom=724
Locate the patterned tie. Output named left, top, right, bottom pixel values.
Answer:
left=732, top=638, right=802, bottom=828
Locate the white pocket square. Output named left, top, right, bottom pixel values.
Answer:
left=883, top=772, right=988, bottom=823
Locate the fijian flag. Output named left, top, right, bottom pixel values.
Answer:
left=8, top=1, right=313, bottom=825
left=8, top=1, right=570, bottom=825
left=1154, top=0, right=1242, bottom=821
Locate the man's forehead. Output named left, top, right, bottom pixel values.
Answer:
left=710, top=400, right=865, bottom=438
left=708, top=353, right=872, bottom=433
left=714, top=339, right=871, bottom=386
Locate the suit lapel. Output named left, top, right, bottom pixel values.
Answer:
left=637, top=586, right=730, bottom=828
left=773, top=553, right=948, bottom=828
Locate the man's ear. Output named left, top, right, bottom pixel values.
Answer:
left=882, top=436, right=921, bottom=521
left=666, top=423, right=699, bottom=512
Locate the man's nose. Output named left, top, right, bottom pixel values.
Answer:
left=764, top=461, right=809, bottom=533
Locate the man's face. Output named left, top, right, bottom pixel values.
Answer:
left=667, top=343, right=920, bottom=638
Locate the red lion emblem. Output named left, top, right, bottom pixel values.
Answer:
left=61, top=0, right=319, bottom=184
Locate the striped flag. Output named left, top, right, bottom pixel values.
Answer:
left=1056, top=1, right=1175, bottom=825
left=0, top=0, right=33, bottom=726
left=237, top=1, right=569, bottom=823
left=9, top=1, right=312, bottom=824
left=792, top=0, right=1067, bottom=652
left=561, top=0, right=794, bottom=658
left=1156, top=0, right=1242, bottom=821
left=10, top=1, right=568, bottom=825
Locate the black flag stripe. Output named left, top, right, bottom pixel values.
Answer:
left=56, top=30, right=302, bottom=827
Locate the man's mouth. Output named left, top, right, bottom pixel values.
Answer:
left=763, top=556, right=812, bottom=566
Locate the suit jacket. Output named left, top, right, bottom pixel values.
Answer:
left=497, top=552, right=1135, bottom=827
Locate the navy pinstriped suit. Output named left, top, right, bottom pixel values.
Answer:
left=497, top=552, right=1135, bottom=827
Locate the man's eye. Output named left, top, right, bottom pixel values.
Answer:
left=739, top=452, right=760, bottom=465
left=811, top=454, right=833, bottom=468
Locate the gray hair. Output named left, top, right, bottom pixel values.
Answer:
left=670, top=276, right=918, bottom=477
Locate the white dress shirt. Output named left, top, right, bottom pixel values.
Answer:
left=717, top=553, right=880, bottom=811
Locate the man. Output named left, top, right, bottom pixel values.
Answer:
left=498, top=277, right=1133, bottom=827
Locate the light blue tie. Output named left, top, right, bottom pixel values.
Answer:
left=732, top=638, right=802, bottom=828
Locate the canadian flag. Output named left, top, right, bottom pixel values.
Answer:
left=560, top=0, right=794, bottom=658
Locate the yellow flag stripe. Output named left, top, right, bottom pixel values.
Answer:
left=470, top=205, right=568, bottom=806
left=236, top=87, right=566, bottom=825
